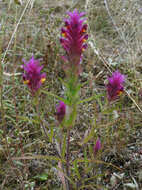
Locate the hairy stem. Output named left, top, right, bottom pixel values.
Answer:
left=66, top=129, right=71, bottom=189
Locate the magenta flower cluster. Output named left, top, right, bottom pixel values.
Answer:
left=56, top=101, right=66, bottom=123
left=94, top=138, right=101, bottom=155
left=23, top=56, right=46, bottom=95
left=106, top=71, right=125, bottom=101
left=60, top=9, right=88, bottom=73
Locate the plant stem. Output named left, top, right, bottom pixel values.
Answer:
left=66, top=129, right=71, bottom=177
left=35, top=96, right=48, bottom=139
left=66, top=129, right=71, bottom=189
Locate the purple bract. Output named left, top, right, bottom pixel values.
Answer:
left=23, top=56, right=46, bottom=95
left=60, top=9, right=88, bottom=73
left=56, top=101, right=66, bottom=123
left=94, top=138, right=101, bottom=155
left=106, top=71, right=125, bottom=101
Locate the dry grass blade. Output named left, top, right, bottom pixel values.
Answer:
left=1, top=0, right=32, bottom=65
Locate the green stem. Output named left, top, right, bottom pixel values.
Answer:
left=34, top=95, right=48, bottom=139
left=66, top=129, right=71, bottom=177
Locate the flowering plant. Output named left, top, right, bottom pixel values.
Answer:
left=23, top=56, right=46, bottom=95
left=60, top=9, right=88, bottom=74
left=106, top=71, right=125, bottom=101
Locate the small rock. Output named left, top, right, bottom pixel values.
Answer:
left=124, top=183, right=138, bottom=189
left=113, top=172, right=125, bottom=180
left=110, top=174, right=117, bottom=187
left=138, top=170, right=142, bottom=182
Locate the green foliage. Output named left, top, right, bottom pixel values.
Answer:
left=33, top=172, right=48, bottom=181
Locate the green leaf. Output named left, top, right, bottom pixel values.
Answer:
left=41, top=90, right=69, bottom=105
left=83, top=124, right=95, bottom=144
left=12, top=155, right=65, bottom=163
left=102, top=103, right=120, bottom=114
left=79, top=184, right=98, bottom=190
left=73, top=160, right=81, bottom=179
left=33, top=173, right=48, bottom=181
left=13, top=160, right=25, bottom=166
left=18, top=116, right=40, bottom=124
left=65, top=104, right=77, bottom=128
left=60, top=77, right=80, bottom=104
left=79, top=184, right=104, bottom=190
left=78, top=93, right=103, bottom=105
left=73, top=158, right=122, bottom=170
left=14, top=0, right=22, bottom=5
left=83, top=149, right=89, bottom=168
left=49, top=127, right=54, bottom=143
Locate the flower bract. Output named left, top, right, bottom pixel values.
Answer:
left=56, top=101, right=66, bottom=123
left=94, top=138, right=101, bottom=155
left=23, top=56, right=46, bottom=95
left=106, top=71, right=125, bottom=101
left=60, top=9, right=88, bottom=73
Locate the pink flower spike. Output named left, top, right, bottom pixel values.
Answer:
left=60, top=9, right=88, bottom=73
left=94, top=138, right=101, bottom=155
left=106, top=71, right=125, bottom=101
left=56, top=101, right=66, bottom=123
left=22, top=56, right=46, bottom=95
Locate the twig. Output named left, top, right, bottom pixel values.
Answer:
left=1, top=0, right=32, bottom=65
left=104, top=0, right=128, bottom=48
left=125, top=90, right=142, bottom=113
